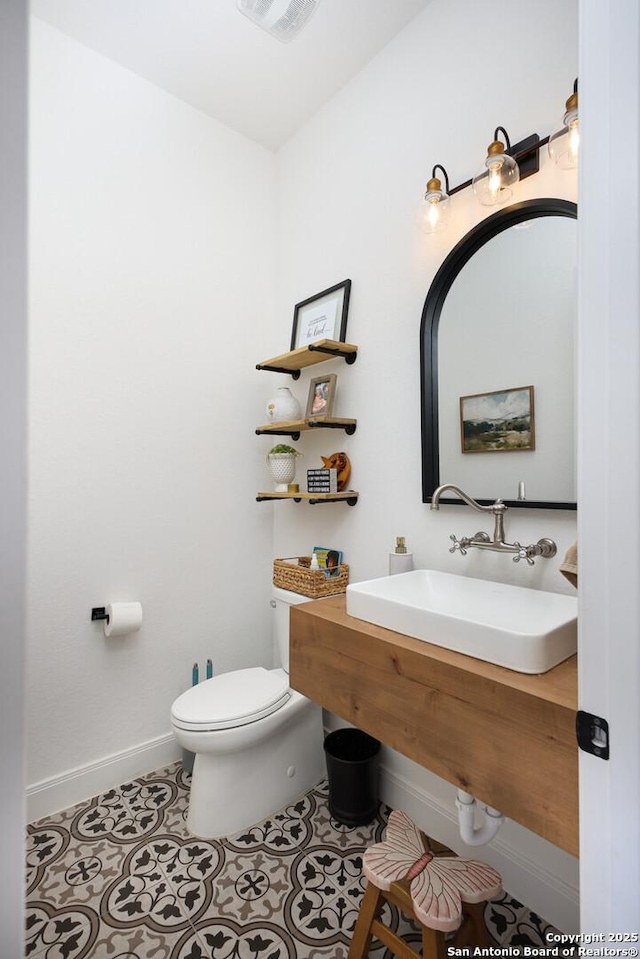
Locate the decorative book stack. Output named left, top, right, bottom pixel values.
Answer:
left=307, top=468, right=338, bottom=493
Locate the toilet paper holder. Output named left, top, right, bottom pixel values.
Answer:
left=91, top=602, right=143, bottom=638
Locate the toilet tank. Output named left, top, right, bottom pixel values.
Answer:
left=272, top=586, right=311, bottom=672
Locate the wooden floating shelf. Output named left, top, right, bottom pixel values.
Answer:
left=256, top=416, right=357, bottom=439
left=256, top=339, right=358, bottom=379
left=256, top=490, right=359, bottom=506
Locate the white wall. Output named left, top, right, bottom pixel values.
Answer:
left=27, top=20, right=277, bottom=809
left=0, top=0, right=27, bottom=950
left=275, top=0, right=579, bottom=931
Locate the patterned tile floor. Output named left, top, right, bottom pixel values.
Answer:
left=26, top=762, right=562, bottom=957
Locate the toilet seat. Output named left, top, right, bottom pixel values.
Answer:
left=171, top=667, right=290, bottom=732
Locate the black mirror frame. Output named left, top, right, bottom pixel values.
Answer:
left=420, top=197, right=578, bottom=510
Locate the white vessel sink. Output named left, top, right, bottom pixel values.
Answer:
left=346, top=569, right=577, bottom=674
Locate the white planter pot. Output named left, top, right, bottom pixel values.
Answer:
left=267, top=453, right=298, bottom=491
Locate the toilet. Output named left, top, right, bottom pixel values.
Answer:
left=170, top=586, right=325, bottom=838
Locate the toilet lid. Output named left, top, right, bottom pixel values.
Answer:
left=171, top=667, right=290, bottom=731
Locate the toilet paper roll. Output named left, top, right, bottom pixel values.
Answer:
left=104, top=601, right=143, bottom=637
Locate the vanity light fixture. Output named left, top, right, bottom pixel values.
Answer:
left=548, top=79, right=579, bottom=169
left=418, top=164, right=450, bottom=234
left=472, top=127, right=520, bottom=207
left=421, top=108, right=574, bottom=234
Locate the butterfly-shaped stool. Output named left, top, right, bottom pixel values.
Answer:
left=348, top=809, right=502, bottom=958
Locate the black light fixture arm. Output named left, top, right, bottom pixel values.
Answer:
left=431, top=164, right=450, bottom=194
left=494, top=126, right=511, bottom=149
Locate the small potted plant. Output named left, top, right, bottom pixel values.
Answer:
left=266, top=444, right=302, bottom=491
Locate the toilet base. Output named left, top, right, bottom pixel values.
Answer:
left=185, top=699, right=325, bottom=839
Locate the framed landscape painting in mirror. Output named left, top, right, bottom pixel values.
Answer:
left=460, top=385, right=535, bottom=454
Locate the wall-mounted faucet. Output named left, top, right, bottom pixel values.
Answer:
left=430, top=483, right=557, bottom=566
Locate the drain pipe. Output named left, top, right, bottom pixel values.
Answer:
left=455, top=789, right=505, bottom=846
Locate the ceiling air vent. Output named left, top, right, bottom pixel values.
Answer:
left=236, top=0, right=320, bottom=43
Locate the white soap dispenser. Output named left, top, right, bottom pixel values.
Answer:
left=389, top=536, right=414, bottom=575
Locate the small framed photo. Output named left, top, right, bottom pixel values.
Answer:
left=460, top=385, right=535, bottom=453
left=306, top=374, right=337, bottom=419
left=290, top=279, right=351, bottom=350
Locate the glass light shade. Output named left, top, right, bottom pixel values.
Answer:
left=472, top=141, right=519, bottom=207
left=548, top=93, right=579, bottom=169
left=418, top=177, right=450, bottom=234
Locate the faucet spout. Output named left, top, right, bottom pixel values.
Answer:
left=430, top=483, right=505, bottom=516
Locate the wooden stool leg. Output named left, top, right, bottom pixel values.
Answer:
left=348, top=881, right=385, bottom=959
left=421, top=924, right=447, bottom=959
left=464, top=901, right=491, bottom=946
left=452, top=900, right=491, bottom=948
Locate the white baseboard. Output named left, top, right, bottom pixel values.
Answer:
left=378, top=760, right=579, bottom=935
left=27, top=733, right=181, bottom=823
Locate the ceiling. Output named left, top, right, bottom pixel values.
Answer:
left=31, top=0, right=433, bottom=150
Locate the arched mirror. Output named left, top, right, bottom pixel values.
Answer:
left=420, top=198, right=577, bottom=509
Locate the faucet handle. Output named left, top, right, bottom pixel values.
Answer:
left=513, top=544, right=535, bottom=566
left=449, top=534, right=468, bottom=556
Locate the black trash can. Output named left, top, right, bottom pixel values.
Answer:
left=324, top=728, right=381, bottom=825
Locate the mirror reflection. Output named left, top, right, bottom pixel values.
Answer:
left=421, top=200, right=578, bottom=509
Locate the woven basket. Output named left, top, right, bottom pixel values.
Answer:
left=273, top=557, right=349, bottom=598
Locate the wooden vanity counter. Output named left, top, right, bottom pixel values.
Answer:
left=290, top=593, right=578, bottom=856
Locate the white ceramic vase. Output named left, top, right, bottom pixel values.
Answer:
left=267, top=453, right=297, bottom=491
left=266, top=387, right=302, bottom=424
